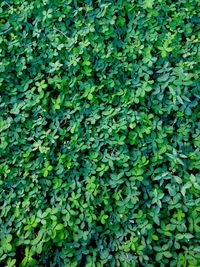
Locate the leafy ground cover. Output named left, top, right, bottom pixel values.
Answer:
left=0, top=0, right=200, bottom=266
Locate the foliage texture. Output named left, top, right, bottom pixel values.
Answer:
left=0, top=0, right=200, bottom=266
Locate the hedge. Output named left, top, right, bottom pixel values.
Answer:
left=0, top=0, right=200, bottom=266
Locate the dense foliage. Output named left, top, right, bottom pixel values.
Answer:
left=0, top=0, right=200, bottom=266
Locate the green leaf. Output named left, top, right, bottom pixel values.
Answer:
left=55, top=224, right=64, bottom=231
left=144, top=0, right=154, bottom=9
left=101, top=215, right=109, bottom=224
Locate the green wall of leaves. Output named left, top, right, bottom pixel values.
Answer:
left=0, top=0, right=200, bottom=266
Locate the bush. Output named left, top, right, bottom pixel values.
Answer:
left=0, top=0, right=200, bottom=266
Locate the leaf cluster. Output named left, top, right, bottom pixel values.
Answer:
left=0, top=0, right=200, bottom=266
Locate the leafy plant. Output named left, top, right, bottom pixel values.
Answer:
left=0, top=0, right=199, bottom=266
